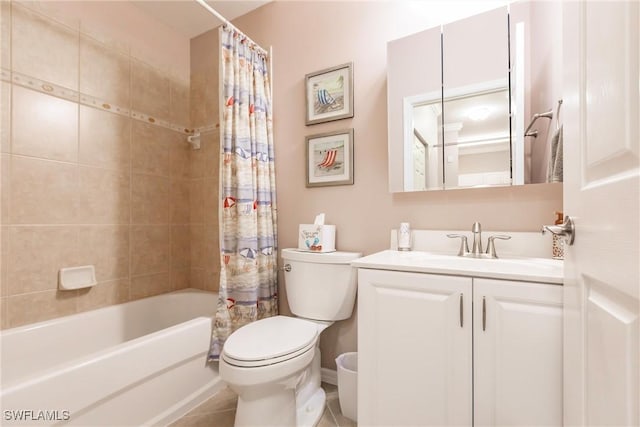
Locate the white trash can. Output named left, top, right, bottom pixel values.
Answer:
left=335, top=352, right=357, bottom=422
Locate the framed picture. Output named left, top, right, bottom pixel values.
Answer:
left=305, top=62, right=354, bottom=125
left=306, top=129, right=354, bottom=187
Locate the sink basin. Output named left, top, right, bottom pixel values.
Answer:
left=351, top=250, right=563, bottom=284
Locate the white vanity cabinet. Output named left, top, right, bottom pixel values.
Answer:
left=357, top=269, right=562, bottom=427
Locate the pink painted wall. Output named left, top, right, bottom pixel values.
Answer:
left=232, top=1, right=563, bottom=369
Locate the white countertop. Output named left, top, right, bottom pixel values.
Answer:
left=352, top=250, right=563, bottom=284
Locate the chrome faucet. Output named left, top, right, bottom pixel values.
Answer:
left=471, top=222, right=483, bottom=256
left=447, top=222, right=511, bottom=258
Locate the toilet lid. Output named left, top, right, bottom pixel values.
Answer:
left=223, top=316, right=319, bottom=363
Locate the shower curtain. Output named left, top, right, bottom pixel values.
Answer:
left=208, top=26, right=278, bottom=361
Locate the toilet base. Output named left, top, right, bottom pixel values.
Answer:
left=296, top=387, right=326, bottom=427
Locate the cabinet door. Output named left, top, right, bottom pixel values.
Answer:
left=473, top=278, right=563, bottom=426
left=357, top=269, right=472, bottom=426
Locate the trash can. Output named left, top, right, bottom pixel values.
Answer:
left=335, top=352, right=357, bottom=422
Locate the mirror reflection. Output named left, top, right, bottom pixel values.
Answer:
left=442, top=87, right=511, bottom=189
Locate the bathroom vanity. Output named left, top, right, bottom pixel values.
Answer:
left=353, top=230, right=563, bottom=426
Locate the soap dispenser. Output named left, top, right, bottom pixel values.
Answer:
left=552, top=211, right=564, bottom=260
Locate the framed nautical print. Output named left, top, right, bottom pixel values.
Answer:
left=305, top=62, right=354, bottom=125
left=305, top=129, right=354, bottom=187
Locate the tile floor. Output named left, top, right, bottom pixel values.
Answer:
left=169, top=383, right=356, bottom=427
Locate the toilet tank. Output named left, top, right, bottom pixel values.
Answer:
left=281, top=248, right=361, bottom=321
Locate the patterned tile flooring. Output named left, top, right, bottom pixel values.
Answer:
left=169, top=383, right=356, bottom=427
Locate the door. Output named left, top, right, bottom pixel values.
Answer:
left=473, top=278, right=563, bottom=427
left=357, top=269, right=472, bottom=426
left=563, top=2, right=640, bottom=426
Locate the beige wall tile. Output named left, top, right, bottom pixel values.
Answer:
left=131, top=225, right=169, bottom=276
left=203, top=225, right=218, bottom=268
left=76, top=279, right=129, bottom=312
left=7, top=289, right=77, bottom=328
left=1, top=226, right=7, bottom=297
left=190, top=140, right=205, bottom=179
left=1, top=154, right=8, bottom=224
left=171, top=225, right=190, bottom=270
left=190, top=268, right=204, bottom=291
left=190, top=72, right=206, bottom=129
left=80, top=34, right=130, bottom=107
left=170, top=139, right=191, bottom=180
left=170, top=79, right=190, bottom=126
left=0, top=1, right=10, bottom=70
left=131, top=121, right=170, bottom=177
left=131, top=174, right=169, bottom=224
left=7, top=226, right=78, bottom=295
left=10, top=156, right=78, bottom=224
left=12, top=3, right=79, bottom=90
left=190, top=179, right=205, bottom=223
left=77, top=225, right=129, bottom=281
left=202, top=131, right=219, bottom=179
left=204, top=269, right=219, bottom=293
left=1, top=81, right=10, bottom=153
left=190, top=224, right=205, bottom=269
left=1, top=297, right=8, bottom=329
left=171, top=268, right=190, bottom=291
left=79, top=106, right=131, bottom=170
left=131, top=59, right=170, bottom=120
left=77, top=166, right=130, bottom=224
left=202, top=179, right=217, bottom=224
left=170, top=179, right=190, bottom=225
left=130, top=272, right=171, bottom=300
left=12, top=86, right=79, bottom=162
left=190, top=30, right=217, bottom=75
left=204, top=71, right=219, bottom=126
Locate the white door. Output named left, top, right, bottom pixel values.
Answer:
left=357, top=269, right=472, bottom=426
left=473, top=278, right=563, bottom=427
left=563, top=2, right=640, bottom=426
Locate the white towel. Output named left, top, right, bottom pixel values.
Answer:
left=547, top=125, right=563, bottom=183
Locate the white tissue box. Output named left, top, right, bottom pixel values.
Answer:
left=298, top=224, right=336, bottom=252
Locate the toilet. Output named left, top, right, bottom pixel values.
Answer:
left=219, top=248, right=361, bottom=427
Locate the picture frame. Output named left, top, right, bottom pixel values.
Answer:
left=306, top=129, right=354, bottom=187
left=305, top=62, right=354, bottom=125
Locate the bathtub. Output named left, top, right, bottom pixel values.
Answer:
left=0, top=289, right=222, bottom=426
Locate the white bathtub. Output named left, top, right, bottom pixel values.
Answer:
left=0, top=289, right=222, bottom=426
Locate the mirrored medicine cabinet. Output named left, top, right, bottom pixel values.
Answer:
left=387, top=1, right=563, bottom=192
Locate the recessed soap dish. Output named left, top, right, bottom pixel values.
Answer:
left=59, top=265, right=97, bottom=290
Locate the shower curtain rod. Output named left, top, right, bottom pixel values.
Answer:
left=194, top=0, right=268, bottom=56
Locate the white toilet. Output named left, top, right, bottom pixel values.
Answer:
left=219, top=248, right=361, bottom=427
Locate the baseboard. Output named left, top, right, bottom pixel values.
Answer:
left=321, top=368, right=337, bottom=385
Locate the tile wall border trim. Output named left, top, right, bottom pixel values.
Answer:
left=1, top=68, right=193, bottom=137
left=193, top=123, right=220, bottom=135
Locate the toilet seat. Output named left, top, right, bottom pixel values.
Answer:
left=222, top=316, right=319, bottom=368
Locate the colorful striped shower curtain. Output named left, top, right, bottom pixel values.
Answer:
left=208, top=26, right=278, bottom=361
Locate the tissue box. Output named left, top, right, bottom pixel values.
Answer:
left=298, top=224, right=336, bottom=252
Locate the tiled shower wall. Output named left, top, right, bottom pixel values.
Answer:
left=0, top=1, right=215, bottom=329
left=189, top=29, right=220, bottom=292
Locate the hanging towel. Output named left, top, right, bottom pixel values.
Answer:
left=547, top=125, right=563, bottom=183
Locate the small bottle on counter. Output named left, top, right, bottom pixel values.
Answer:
left=398, top=222, right=412, bottom=251
left=552, top=211, right=564, bottom=260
